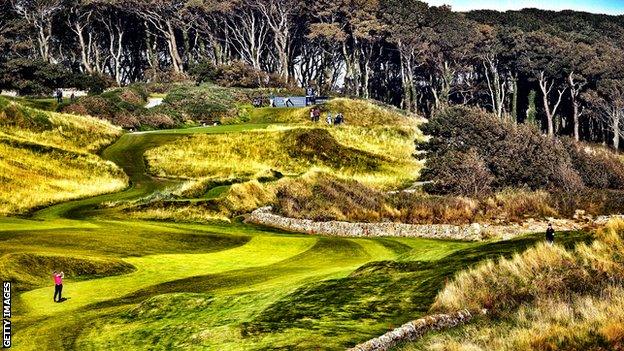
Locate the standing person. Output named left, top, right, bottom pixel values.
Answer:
left=52, top=271, right=64, bottom=302
left=310, top=108, right=315, bottom=122
left=314, top=107, right=320, bottom=122
left=335, top=113, right=343, bottom=125
left=269, top=95, right=275, bottom=107
left=546, top=223, right=555, bottom=245
left=70, top=92, right=76, bottom=102
left=326, top=112, right=333, bottom=125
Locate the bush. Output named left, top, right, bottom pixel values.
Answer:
left=563, top=138, right=624, bottom=190
left=215, top=61, right=268, bottom=88
left=422, top=149, right=494, bottom=196
left=69, top=73, right=114, bottom=94
left=419, top=106, right=584, bottom=194
left=276, top=172, right=391, bottom=222
left=188, top=61, right=219, bottom=84
left=0, top=100, right=53, bottom=131
left=61, top=86, right=154, bottom=128
left=0, top=59, right=71, bottom=96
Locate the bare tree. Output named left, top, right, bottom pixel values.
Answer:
left=224, top=2, right=270, bottom=70
left=129, top=0, right=187, bottom=73
left=67, top=1, right=96, bottom=74
left=568, top=72, right=587, bottom=141
left=254, top=0, right=298, bottom=80
left=585, top=80, right=624, bottom=150
left=538, top=71, right=566, bottom=136
left=11, top=0, right=62, bottom=62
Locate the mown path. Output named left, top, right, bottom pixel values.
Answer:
left=3, top=122, right=591, bottom=350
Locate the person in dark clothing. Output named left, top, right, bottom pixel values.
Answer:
left=546, top=223, right=555, bottom=245
left=334, top=113, right=344, bottom=125
left=52, top=271, right=64, bottom=302
left=56, top=89, right=63, bottom=104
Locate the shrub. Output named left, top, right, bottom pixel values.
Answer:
left=422, top=149, right=494, bottom=196
left=0, top=101, right=53, bottom=131
left=0, top=59, right=71, bottom=96
left=215, top=61, right=269, bottom=88
left=69, top=73, right=114, bottom=94
left=419, top=106, right=584, bottom=194
left=61, top=86, right=151, bottom=128
left=563, top=138, right=624, bottom=190
left=139, top=113, right=175, bottom=129
left=189, top=61, right=289, bottom=89
left=188, top=60, right=219, bottom=84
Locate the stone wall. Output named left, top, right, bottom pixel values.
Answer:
left=245, top=207, right=484, bottom=241
left=347, top=309, right=479, bottom=351
left=245, top=207, right=584, bottom=241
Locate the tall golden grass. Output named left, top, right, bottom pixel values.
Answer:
left=403, top=219, right=624, bottom=351
left=145, top=125, right=421, bottom=190
left=0, top=98, right=127, bottom=215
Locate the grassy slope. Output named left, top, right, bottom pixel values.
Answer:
left=393, top=221, right=624, bottom=351
left=145, top=101, right=420, bottom=188
left=0, top=96, right=127, bottom=215
left=0, top=94, right=593, bottom=350
left=131, top=98, right=422, bottom=222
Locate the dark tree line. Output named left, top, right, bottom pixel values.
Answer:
left=2, top=0, right=624, bottom=147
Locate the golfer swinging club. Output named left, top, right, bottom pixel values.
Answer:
left=52, top=270, right=64, bottom=302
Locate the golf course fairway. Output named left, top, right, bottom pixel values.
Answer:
left=2, top=123, right=590, bottom=350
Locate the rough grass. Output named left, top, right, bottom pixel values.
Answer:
left=393, top=220, right=624, bottom=351
left=145, top=126, right=420, bottom=189
left=127, top=95, right=421, bottom=223
left=0, top=96, right=127, bottom=215
left=320, top=98, right=417, bottom=128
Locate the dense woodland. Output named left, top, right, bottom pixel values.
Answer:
left=2, top=1, right=624, bottom=147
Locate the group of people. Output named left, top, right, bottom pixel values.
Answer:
left=308, top=107, right=344, bottom=125
left=252, top=97, right=263, bottom=107
left=326, top=112, right=345, bottom=125
left=54, top=89, right=76, bottom=104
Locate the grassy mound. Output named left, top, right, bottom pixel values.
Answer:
left=144, top=126, right=415, bottom=188
left=394, top=220, right=624, bottom=351
left=276, top=172, right=391, bottom=222
left=320, top=98, right=416, bottom=127
left=0, top=253, right=135, bottom=292
left=0, top=96, right=127, bottom=215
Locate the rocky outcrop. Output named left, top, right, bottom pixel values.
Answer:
left=347, top=309, right=481, bottom=351
left=245, top=207, right=584, bottom=241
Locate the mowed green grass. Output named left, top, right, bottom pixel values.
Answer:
left=1, top=101, right=592, bottom=350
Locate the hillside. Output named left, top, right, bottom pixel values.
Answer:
left=393, top=219, right=624, bottom=351
left=0, top=96, right=127, bottom=215
left=123, top=97, right=422, bottom=222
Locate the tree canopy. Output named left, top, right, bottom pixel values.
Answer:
left=2, top=1, right=624, bottom=147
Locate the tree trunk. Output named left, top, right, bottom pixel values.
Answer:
left=613, top=109, right=621, bottom=150
left=538, top=71, right=565, bottom=136
left=165, top=21, right=183, bottom=73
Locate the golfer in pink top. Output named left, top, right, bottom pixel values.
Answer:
left=52, top=271, right=64, bottom=302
